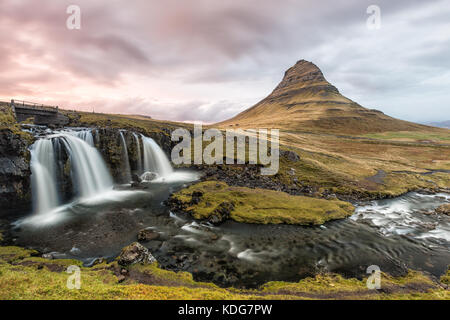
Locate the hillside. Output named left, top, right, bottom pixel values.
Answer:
left=218, top=60, right=434, bottom=135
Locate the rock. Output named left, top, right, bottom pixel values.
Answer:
left=0, top=128, right=33, bottom=213
left=191, top=191, right=204, bottom=205
left=422, top=223, right=437, bottom=230
left=280, top=150, right=300, bottom=162
left=208, top=201, right=235, bottom=225
left=419, top=210, right=434, bottom=216
left=435, top=204, right=450, bottom=216
left=117, top=242, right=156, bottom=266
left=91, top=257, right=106, bottom=266
left=117, top=275, right=126, bottom=283
left=42, top=253, right=54, bottom=260
left=137, top=229, right=160, bottom=242
left=288, top=168, right=296, bottom=176
left=141, top=171, right=159, bottom=182
left=132, top=173, right=141, bottom=183
left=210, top=233, right=219, bottom=241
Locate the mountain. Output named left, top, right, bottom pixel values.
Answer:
left=217, top=60, right=429, bottom=134
left=426, top=121, right=450, bottom=129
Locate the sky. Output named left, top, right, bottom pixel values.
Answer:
left=0, top=0, right=449, bottom=123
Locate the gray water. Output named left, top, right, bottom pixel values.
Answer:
left=11, top=188, right=450, bottom=288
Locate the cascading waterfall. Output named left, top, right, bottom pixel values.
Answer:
left=58, top=133, right=113, bottom=198
left=30, top=131, right=114, bottom=217
left=73, top=130, right=95, bottom=147
left=119, top=131, right=132, bottom=183
left=141, top=135, right=173, bottom=178
left=133, top=133, right=143, bottom=174
left=30, top=139, right=60, bottom=215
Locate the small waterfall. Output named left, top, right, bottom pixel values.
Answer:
left=58, top=134, right=113, bottom=198
left=30, top=139, right=60, bottom=214
left=141, top=135, right=173, bottom=177
left=133, top=133, right=143, bottom=174
left=119, top=131, right=132, bottom=183
left=73, top=130, right=95, bottom=147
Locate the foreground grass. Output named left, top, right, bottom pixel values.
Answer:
left=170, top=181, right=354, bottom=225
left=0, top=246, right=448, bottom=300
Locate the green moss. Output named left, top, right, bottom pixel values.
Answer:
left=0, top=104, right=34, bottom=145
left=0, top=246, right=38, bottom=263
left=441, top=267, right=450, bottom=285
left=171, top=181, right=354, bottom=225
left=261, top=271, right=448, bottom=300
left=0, top=244, right=448, bottom=300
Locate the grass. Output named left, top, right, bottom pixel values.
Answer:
left=0, top=245, right=448, bottom=300
left=63, top=110, right=192, bottom=138
left=0, top=103, right=34, bottom=144
left=365, top=131, right=450, bottom=143
left=170, top=181, right=354, bottom=225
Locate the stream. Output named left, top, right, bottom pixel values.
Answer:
left=4, top=128, right=450, bottom=288
left=9, top=186, right=450, bottom=288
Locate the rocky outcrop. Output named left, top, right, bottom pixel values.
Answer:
left=117, top=242, right=156, bottom=266
left=0, top=129, right=33, bottom=214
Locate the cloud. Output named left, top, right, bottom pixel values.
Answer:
left=0, top=0, right=448, bottom=122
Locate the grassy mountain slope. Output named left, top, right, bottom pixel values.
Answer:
left=217, top=60, right=438, bottom=135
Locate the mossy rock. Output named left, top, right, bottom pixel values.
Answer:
left=169, top=181, right=355, bottom=225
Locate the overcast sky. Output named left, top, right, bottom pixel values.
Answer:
left=0, top=0, right=449, bottom=123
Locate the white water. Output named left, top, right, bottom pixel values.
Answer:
left=30, top=139, right=60, bottom=215
left=119, top=131, right=132, bottom=183
left=31, top=131, right=114, bottom=218
left=352, top=192, right=450, bottom=242
left=72, top=130, right=95, bottom=147
left=27, top=129, right=198, bottom=225
left=142, top=135, right=173, bottom=177
left=58, top=133, right=113, bottom=198
left=140, top=135, right=199, bottom=182
left=133, top=133, right=143, bottom=174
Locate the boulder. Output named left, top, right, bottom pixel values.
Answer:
left=137, top=229, right=160, bottom=242
left=132, top=173, right=141, bottom=183
left=141, top=171, right=159, bottom=182
left=117, top=242, right=156, bottom=266
left=435, top=204, right=450, bottom=216
left=280, top=150, right=300, bottom=162
left=208, top=201, right=235, bottom=225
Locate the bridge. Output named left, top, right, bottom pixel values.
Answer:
left=10, top=100, right=69, bottom=126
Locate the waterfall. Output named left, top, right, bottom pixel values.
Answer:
left=31, top=131, right=114, bottom=216
left=30, top=139, right=60, bottom=215
left=73, top=130, right=95, bottom=147
left=133, top=133, right=143, bottom=174
left=141, top=135, right=173, bottom=177
left=119, top=131, right=132, bottom=183
left=58, top=133, right=113, bottom=198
